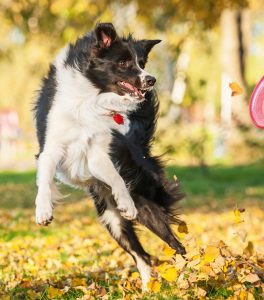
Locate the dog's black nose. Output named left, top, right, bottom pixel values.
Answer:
left=145, top=75, right=156, bottom=87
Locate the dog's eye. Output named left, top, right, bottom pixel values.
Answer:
left=119, top=61, right=129, bottom=68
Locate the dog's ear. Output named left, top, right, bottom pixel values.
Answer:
left=95, top=23, right=117, bottom=48
left=138, top=39, right=161, bottom=56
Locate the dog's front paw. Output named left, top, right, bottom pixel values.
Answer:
left=35, top=198, right=53, bottom=226
left=112, top=184, right=138, bottom=220
left=117, top=198, right=138, bottom=220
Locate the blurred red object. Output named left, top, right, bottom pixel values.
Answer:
left=249, top=76, right=264, bottom=129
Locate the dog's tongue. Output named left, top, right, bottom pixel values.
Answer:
left=123, top=82, right=137, bottom=92
left=123, top=82, right=144, bottom=98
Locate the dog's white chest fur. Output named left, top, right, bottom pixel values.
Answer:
left=43, top=46, right=133, bottom=186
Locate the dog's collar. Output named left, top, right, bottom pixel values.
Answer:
left=105, top=111, right=124, bottom=125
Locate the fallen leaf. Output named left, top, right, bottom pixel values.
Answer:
left=178, top=221, right=188, bottom=234
left=203, top=246, right=220, bottom=263
left=48, top=286, right=65, bottom=299
left=72, top=277, right=87, bottom=287
left=147, top=279, right=161, bottom=292
left=214, top=255, right=225, bottom=268
left=187, top=257, right=201, bottom=268
left=156, top=262, right=169, bottom=273
left=160, top=267, right=177, bottom=282
left=175, top=254, right=187, bottom=270
left=177, top=279, right=189, bottom=289
left=229, top=82, right=243, bottom=96
left=197, top=287, right=206, bottom=297
left=184, top=250, right=200, bottom=260
left=241, top=273, right=260, bottom=283
left=243, top=241, right=254, bottom=256
left=131, top=271, right=140, bottom=279
left=200, top=265, right=216, bottom=277
left=234, top=208, right=244, bottom=224
left=163, top=244, right=176, bottom=257
left=27, top=290, right=40, bottom=299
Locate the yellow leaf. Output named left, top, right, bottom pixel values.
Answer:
left=163, top=245, right=176, bottom=257
left=178, top=221, right=188, bottom=234
left=160, top=267, right=177, bottom=282
left=48, top=286, right=65, bottom=299
left=243, top=241, right=254, bottom=256
left=200, top=265, right=216, bottom=277
left=234, top=208, right=244, bottom=224
left=147, top=279, right=161, bottom=292
left=238, top=290, right=247, bottom=300
left=27, top=290, right=40, bottom=300
left=203, top=246, right=220, bottom=263
left=125, top=281, right=132, bottom=290
left=156, top=262, right=169, bottom=273
left=1, top=295, right=11, bottom=300
left=131, top=271, right=140, bottom=279
left=247, top=292, right=256, bottom=300
left=72, top=277, right=86, bottom=287
left=217, top=240, right=226, bottom=248
left=229, top=82, right=243, bottom=96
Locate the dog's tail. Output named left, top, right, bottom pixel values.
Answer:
left=134, top=193, right=186, bottom=255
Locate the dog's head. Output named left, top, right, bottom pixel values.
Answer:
left=87, top=23, right=161, bottom=102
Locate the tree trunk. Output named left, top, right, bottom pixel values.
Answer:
left=161, top=42, right=190, bottom=127
left=220, top=8, right=250, bottom=127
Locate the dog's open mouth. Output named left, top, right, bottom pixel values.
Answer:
left=117, top=81, right=148, bottom=100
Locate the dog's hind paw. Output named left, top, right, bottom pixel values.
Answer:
left=117, top=200, right=138, bottom=220
left=175, top=243, right=186, bottom=255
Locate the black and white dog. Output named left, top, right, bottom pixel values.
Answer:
left=34, top=23, right=186, bottom=289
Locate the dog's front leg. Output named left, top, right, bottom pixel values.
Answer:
left=35, top=146, right=62, bottom=225
left=88, top=148, right=137, bottom=220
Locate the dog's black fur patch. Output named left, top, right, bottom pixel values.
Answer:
left=105, top=90, right=185, bottom=254
left=34, top=64, right=57, bottom=155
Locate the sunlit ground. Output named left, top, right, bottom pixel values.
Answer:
left=0, top=165, right=263, bottom=299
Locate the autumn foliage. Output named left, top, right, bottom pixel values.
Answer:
left=0, top=197, right=263, bottom=299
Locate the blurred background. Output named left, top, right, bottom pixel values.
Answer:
left=0, top=3, right=263, bottom=298
left=0, top=0, right=264, bottom=212
left=0, top=0, right=264, bottom=170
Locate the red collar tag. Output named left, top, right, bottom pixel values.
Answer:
left=112, top=113, right=124, bottom=125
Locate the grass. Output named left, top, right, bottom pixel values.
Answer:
left=167, top=163, right=264, bottom=210
left=1, top=162, right=263, bottom=210
left=0, top=163, right=263, bottom=299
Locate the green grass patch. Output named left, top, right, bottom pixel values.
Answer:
left=0, top=163, right=263, bottom=211
left=167, top=163, right=264, bottom=209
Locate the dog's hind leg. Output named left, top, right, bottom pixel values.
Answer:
left=93, top=196, right=151, bottom=290
left=135, top=196, right=186, bottom=255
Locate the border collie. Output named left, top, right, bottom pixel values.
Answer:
left=34, top=22, right=186, bottom=289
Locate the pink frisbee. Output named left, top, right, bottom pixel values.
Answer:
left=249, top=76, right=264, bottom=129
